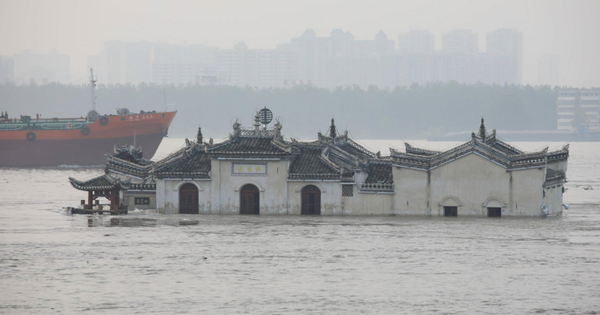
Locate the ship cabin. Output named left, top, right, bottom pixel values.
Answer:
left=70, top=112, right=569, bottom=217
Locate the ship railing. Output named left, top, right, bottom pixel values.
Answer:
left=1, top=124, right=24, bottom=130
left=40, top=122, right=85, bottom=130
left=3, top=117, right=89, bottom=124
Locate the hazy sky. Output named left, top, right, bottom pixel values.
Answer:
left=1, top=0, right=599, bottom=87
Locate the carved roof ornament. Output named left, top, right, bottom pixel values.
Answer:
left=196, top=127, right=203, bottom=144
left=274, top=119, right=283, bottom=139
left=254, top=112, right=261, bottom=136
left=329, top=118, right=337, bottom=139
left=479, top=117, right=487, bottom=139
left=233, top=119, right=241, bottom=136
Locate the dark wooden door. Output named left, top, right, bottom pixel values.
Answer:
left=179, top=183, right=199, bottom=214
left=301, top=185, right=321, bottom=215
left=444, top=206, right=458, bottom=217
left=240, top=184, right=260, bottom=215
left=488, top=207, right=502, bottom=217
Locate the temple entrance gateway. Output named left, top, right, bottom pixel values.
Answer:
left=240, top=184, right=260, bottom=215
left=301, top=185, right=321, bottom=215
left=179, top=183, right=199, bottom=214
left=444, top=206, right=458, bottom=217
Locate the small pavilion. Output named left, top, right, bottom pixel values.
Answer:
left=69, top=174, right=131, bottom=213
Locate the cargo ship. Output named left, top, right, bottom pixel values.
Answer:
left=0, top=69, right=176, bottom=167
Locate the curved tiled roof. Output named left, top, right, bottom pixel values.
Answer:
left=154, top=149, right=211, bottom=179
left=69, top=174, right=131, bottom=191
left=288, top=146, right=340, bottom=180
left=365, top=163, right=393, bottom=184
left=208, top=136, right=291, bottom=156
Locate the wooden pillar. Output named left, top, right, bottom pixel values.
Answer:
left=111, top=189, right=119, bottom=210
left=88, top=191, right=93, bottom=209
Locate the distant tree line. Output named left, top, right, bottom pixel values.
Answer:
left=0, top=82, right=558, bottom=139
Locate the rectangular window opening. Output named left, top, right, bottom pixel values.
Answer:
left=444, top=206, right=458, bottom=217
left=488, top=207, right=502, bottom=217
left=342, top=185, right=353, bottom=197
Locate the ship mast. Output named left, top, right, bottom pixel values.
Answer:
left=90, top=68, right=97, bottom=112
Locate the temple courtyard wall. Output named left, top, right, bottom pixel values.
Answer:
left=154, top=153, right=557, bottom=216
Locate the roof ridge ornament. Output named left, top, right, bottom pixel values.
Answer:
left=254, top=112, right=261, bottom=136
left=329, top=118, right=337, bottom=139
left=233, top=119, right=241, bottom=137
left=479, top=117, right=487, bottom=139
left=196, top=126, right=203, bottom=144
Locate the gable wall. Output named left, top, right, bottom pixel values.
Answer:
left=429, top=153, right=511, bottom=216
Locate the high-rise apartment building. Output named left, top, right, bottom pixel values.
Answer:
left=486, top=29, right=523, bottom=84
left=442, top=29, right=478, bottom=54
left=12, top=50, right=70, bottom=84
left=99, top=41, right=218, bottom=85
left=151, top=43, right=218, bottom=85
left=102, top=41, right=154, bottom=85
left=290, top=29, right=395, bottom=88
left=398, top=30, right=435, bottom=53
left=557, top=89, right=600, bottom=132
left=215, top=42, right=297, bottom=87
left=538, top=55, right=560, bottom=87
left=0, top=56, right=14, bottom=83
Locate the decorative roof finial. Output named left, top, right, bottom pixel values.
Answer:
left=196, top=126, right=203, bottom=143
left=479, top=117, right=486, bottom=139
left=254, top=112, right=260, bottom=136
left=329, top=118, right=337, bottom=138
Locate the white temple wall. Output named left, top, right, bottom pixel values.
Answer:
left=343, top=191, right=394, bottom=215
left=429, top=153, right=510, bottom=216
left=543, top=185, right=564, bottom=216
left=392, top=167, right=430, bottom=215
left=211, top=159, right=290, bottom=215
left=156, top=179, right=211, bottom=214
left=153, top=152, right=560, bottom=217
left=287, top=181, right=341, bottom=215
left=511, top=168, right=545, bottom=216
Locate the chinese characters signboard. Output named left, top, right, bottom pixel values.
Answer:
left=134, top=197, right=150, bottom=205
left=232, top=164, right=267, bottom=176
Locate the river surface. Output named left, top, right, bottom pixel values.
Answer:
left=1, top=139, right=599, bottom=314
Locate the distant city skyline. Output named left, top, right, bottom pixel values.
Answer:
left=1, top=0, right=599, bottom=87
left=4, top=28, right=525, bottom=88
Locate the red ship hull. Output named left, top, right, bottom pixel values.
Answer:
left=0, top=112, right=176, bottom=167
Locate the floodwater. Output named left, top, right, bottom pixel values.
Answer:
left=1, top=140, right=599, bottom=314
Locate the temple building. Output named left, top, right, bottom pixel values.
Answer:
left=70, top=113, right=569, bottom=217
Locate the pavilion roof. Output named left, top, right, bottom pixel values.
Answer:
left=69, top=174, right=131, bottom=191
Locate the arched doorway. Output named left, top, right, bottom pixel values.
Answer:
left=301, top=185, right=321, bottom=215
left=179, top=183, right=199, bottom=214
left=240, top=184, right=260, bottom=215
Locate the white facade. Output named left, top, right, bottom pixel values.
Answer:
left=83, top=116, right=569, bottom=218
